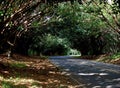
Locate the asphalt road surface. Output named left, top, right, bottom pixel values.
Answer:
left=49, top=56, right=120, bottom=88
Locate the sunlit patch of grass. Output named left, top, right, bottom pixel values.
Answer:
left=0, top=75, right=41, bottom=88
left=9, top=62, right=27, bottom=68
left=1, top=81, right=27, bottom=88
left=1, top=81, right=14, bottom=88
left=96, top=53, right=120, bottom=63
left=109, top=52, right=120, bottom=60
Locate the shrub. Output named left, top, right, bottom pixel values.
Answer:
left=29, top=34, right=71, bottom=56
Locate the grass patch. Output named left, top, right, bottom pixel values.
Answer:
left=1, top=81, right=14, bottom=88
left=109, top=52, right=120, bottom=60
left=1, top=81, right=27, bottom=88
left=96, top=53, right=120, bottom=64
left=10, top=62, right=27, bottom=68
left=31, top=82, right=42, bottom=87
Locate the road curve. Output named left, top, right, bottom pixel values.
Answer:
left=49, top=56, right=120, bottom=88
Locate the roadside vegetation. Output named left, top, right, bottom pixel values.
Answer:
left=96, top=52, right=120, bottom=65
left=0, top=54, right=82, bottom=88
left=0, top=0, right=120, bottom=57
left=24, top=0, right=120, bottom=63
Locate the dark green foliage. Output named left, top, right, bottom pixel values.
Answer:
left=1, top=0, right=120, bottom=56
left=107, top=52, right=120, bottom=60
left=25, top=1, right=120, bottom=55
left=28, top=34, right=71, bottom=56
left=1, top=81, right=14, bottom=88
left=47, top=1, right=120, bottom=55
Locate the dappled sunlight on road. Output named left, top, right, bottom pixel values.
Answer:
left=50, top=56, right=120, bottom=88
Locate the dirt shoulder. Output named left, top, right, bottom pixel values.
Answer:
left=0, top=54, right=84, bottom=88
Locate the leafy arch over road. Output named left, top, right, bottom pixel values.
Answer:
left=0, top=0, right=76, bottom=53
left=0, top=0, right=120, bottom=55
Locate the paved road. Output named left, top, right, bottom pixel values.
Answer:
left=49, top=56, right=120, bottom=88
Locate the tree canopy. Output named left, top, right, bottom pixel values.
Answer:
left=0, top=0, right=120, bottom=55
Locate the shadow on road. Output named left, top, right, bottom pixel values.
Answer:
left=49, top=56, right=120, bottom=88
